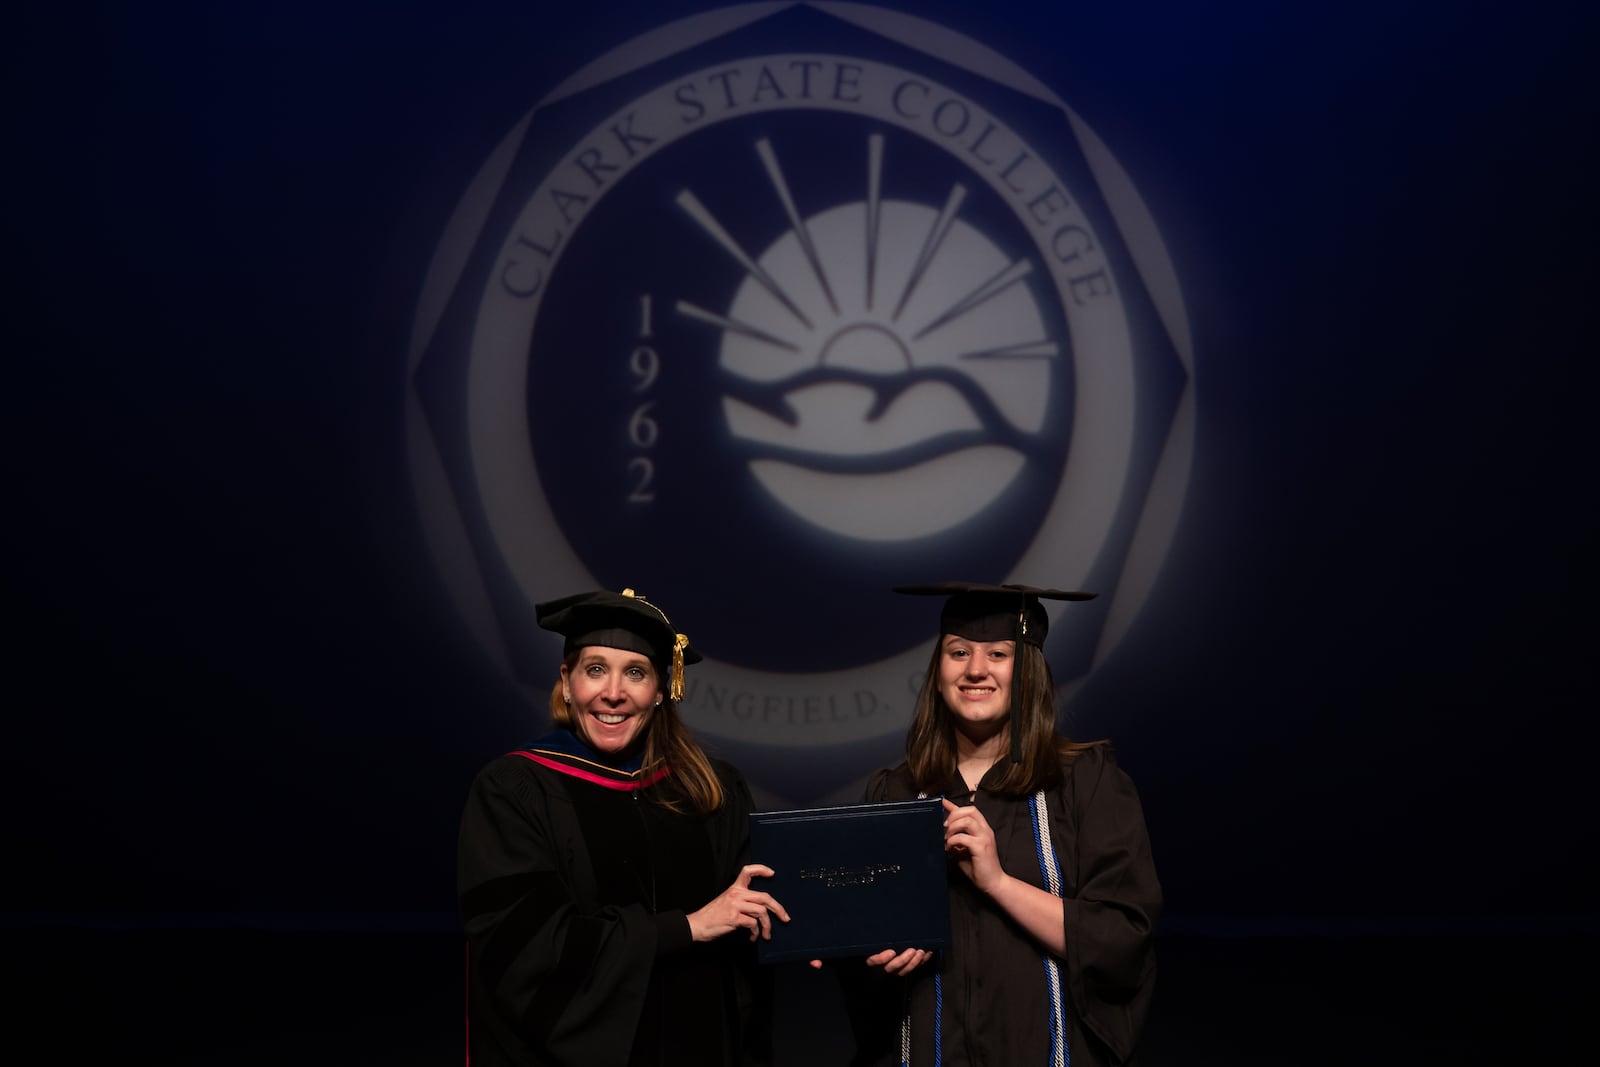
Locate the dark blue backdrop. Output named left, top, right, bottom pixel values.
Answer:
left=6, top=0, right=1596, bottom=1057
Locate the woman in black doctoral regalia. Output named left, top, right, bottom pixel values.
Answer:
left=459, top=588, right=789, bottom=1067
left=847, top=582, right=1162, bottom=1067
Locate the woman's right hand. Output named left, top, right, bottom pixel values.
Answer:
left=864, top=947, right=933, bottom=975
left=687, top=864, right=791, bottom=942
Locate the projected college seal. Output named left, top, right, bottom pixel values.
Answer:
left=407, top=4, right=1193, bottom=801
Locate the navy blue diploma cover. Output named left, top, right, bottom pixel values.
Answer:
left=749, top=798, right=951, bottom=964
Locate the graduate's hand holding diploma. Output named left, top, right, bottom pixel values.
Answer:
left=689, top=863, right=791, bottom=942
left=942, top=797, right=1004, bottom=893
left=943, top=796, right=1071, bottom=958
left=866, top=946, right=934, bottom=974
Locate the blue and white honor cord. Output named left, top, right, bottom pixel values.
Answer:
left=1028, top=790, right=1069, bottom=1067
left=900, top=791, right=1068, bottom=1066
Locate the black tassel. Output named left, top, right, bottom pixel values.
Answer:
left=1010, top=603, right=1025, bottom=763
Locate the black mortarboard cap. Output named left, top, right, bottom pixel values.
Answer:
left=893, top=582, right=1097, bottom=762
left=892, top=582, right=1096, bottom=647
left=535, top=588, right=702, bottom=700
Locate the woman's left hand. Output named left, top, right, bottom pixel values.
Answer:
left=942, top=798, right=1006, bottom=895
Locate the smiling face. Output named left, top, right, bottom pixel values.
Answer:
left=937, top=635, right=1015, bottom=739
left=560, top=645, right=661, bottom=756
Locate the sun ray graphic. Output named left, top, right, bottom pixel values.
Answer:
left=891, top=182, right=967, bottom=322
left=675, top=189, right=813, bottom=331
left=912, top=258, right=1036, bottom=341
left=755, top=138, right=839, bottom=317
left=674, top=301, right=800, bottom=352
left=958, top=341, right=1060, bottom=361
left=865, top=133, right=883, bottom=312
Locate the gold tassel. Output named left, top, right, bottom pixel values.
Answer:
left=621, top=588, right=685, bottom=701
left=671, top=633, right=688, bottom=702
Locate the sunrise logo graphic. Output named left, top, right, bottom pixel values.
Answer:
left=677, top=134, right=1055, bottom=541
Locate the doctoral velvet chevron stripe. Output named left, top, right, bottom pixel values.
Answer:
left=509, top=748, right=670, bottom=791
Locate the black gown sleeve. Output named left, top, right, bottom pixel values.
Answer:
left=1061, top=745, right=1162, bottom=1063
left=458, top=757, right=671, bottom=1067
left=706, top=759, right=777, bottom=1067
left=706, top=758, right=756, bottom=876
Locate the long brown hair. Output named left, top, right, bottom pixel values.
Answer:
left=549, top=653, right=724, bottom=815
left=904, top=639, right=1103, bottom=796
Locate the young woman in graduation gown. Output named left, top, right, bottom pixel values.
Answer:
left=848, top=583, right=1162, bottom=1067
left=459, top=589, right=789, bottom=1067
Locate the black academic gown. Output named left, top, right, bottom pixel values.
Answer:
left=850, top=745, right=1161, bottom=1067
left=458, top=747, right=769, bottom=1067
